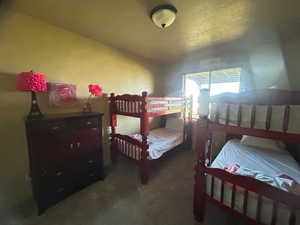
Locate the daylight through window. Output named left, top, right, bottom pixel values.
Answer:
left=185, top=67, right=241, bottom=116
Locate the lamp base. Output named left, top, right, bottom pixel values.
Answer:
left=28, top=91, right=43, bottom=119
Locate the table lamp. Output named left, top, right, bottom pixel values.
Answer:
left=17, top=71, right=47, bottom=119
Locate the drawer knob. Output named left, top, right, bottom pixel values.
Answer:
left=86, top=121, right=92, bottom=125
left=57, top=187, right=65, bottom=193
left=56, top=171, right=63, bottom=176
left=41, top=170, right=47, bottom=177
left=88, top=160, right=94, bottom=164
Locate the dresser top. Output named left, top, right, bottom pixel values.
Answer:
left=26, top=112, right=104, bottom=122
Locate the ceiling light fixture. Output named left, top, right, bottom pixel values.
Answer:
left=150, top=4, right=177, bottom=29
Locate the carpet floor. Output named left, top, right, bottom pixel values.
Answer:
left=4, top=147, right=247, bottom=225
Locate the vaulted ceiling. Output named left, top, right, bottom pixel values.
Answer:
left=4, top=0, right=300, bottom=63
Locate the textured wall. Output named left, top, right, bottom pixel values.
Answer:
left=160, top=37, right=295, bottom=96
left=282, top=38, right=300, bottom=91
left=160, top=34, right=300, bottom=161
left=0, top=8, right=162, bottom=214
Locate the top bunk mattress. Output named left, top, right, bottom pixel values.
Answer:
left=211, top=139, right=300, bottom=184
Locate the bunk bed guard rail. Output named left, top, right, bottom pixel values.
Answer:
left=194, top=89, right=300, bottom=225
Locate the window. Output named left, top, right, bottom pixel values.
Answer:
left=184, top=67, right=241, bottom=116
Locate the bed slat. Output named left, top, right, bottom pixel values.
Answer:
left=231, top=184, right=236, bottom=209
left=283, top=105, right=290, bottom=132
left=243, top=190, right=248, bottom=215
left=117, top=100, right=120, bottom=112
left=226, top=104, right=230, bottom=125
left=237, top=104, right=242, bottom=127
left=251, top=105, right=256, bottom=129
left=215, top=104, right=219, bottom=123
left=289, top=210, right=296, bottom=225
left=271, top=201, right=278, bottom=225
left=256, top=194, right=262, bottom=222
left=211, top=176, right=215, bottom=198
left=126, top=101, right=129, bottom=113
left=129, top=101, right=132, bottom=113
left=120, top=100, right=123, bottom=112
left=266, top=105, right=272, bottom=130
left=118, top=100, right=120, bottom=112
left=220, top=180, right=225, bottom=203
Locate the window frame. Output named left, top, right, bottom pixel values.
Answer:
left=183, top=66, right=242, bottom=97
left=183, top=66, right=243, bottom=117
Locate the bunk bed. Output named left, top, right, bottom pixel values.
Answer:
left=109, top=91, right=192, bottom=184
left=193, top=89, right=300, bottom=225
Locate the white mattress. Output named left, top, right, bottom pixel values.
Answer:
left=131, top=128, right=183, bottom=159
left=211, top=139, right=300, bottom=183
left=206, top=139, right=300, bottom=225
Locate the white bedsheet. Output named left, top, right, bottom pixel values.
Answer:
left=206, top=139, right=300, bottom=225
left=130, top=128, right=183, bottom=159
left=211, top=139, right=300, bottom=183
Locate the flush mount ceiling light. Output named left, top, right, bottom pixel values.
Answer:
left=150, top=4, right=177, bottom=29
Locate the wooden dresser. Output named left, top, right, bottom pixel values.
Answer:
left=25, top=112, right=104, bottom=214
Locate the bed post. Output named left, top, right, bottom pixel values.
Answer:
left=183, top=97, right=187, bottom=143
left=140, top=91, right=150, bottom=184
left=187, top=95, right=193, bottom=147
left=110, top=93, right=118, bottom=163
left=193, top=116, right=208, bottom=222
left=183, top=96, right=193, bottom=147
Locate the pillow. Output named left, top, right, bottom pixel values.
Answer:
left=165, top=117, right=184, bottom=132
left=240, top=135, right=286, bottom=153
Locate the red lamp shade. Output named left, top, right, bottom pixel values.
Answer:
left=17, top=71, right=47, bottom=119
left=17, top=71, right=47, bottom=92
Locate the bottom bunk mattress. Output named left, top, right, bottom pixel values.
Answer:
left=206, top=139, right=300, bottom=225
left=129, top=128, right=183, bottom=160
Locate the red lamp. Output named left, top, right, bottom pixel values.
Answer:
left=17, top=71, right=47, bottom=118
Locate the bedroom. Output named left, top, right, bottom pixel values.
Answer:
left=0, top=0, right=299, bottom=225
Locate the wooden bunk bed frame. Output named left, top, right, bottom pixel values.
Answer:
left=110, top=91, right=192, bottom=184
left=194, top=89, right=300, bottom=225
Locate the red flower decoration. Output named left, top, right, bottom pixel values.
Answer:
left=88, top=84, right=103, bottom=97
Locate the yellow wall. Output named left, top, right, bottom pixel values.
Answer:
left=0, top=9, right=162, bottom=212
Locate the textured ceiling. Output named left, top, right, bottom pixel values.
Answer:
left=4, top=0, right=300, bottom=63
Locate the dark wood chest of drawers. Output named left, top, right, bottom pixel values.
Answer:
left=25, top=112, right=104, bottom=214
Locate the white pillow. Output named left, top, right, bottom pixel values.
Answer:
left=165, top=117, right=184, bottom=132
left=240, top=135, right=286, bottom=153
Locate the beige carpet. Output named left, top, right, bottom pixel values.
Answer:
left=2, top=147, right=247, bottom=225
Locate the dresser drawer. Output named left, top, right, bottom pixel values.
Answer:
left=80, top=167, right=104, bottom=185
left=25, top=112, right=104, bottom=215
left=69, top=117, right=100, bottom=129
left=31, top=133, right=74, bottom=168
left=73, top=128, right=101, bottom=151
left=45, top=121, right=68, bottom=134
left=36, top=168, right=73, bottom=186
left=38, top=182, right=75, bottom=206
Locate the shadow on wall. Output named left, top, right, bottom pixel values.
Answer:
left=0, top=72, right=18, bottom=91
left=0, top=72, right=35, bottom=222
